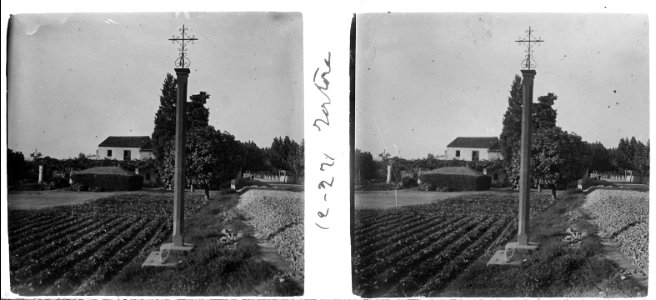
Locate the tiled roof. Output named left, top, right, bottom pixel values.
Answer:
left=447, top=137, right=500, bottom=150
left=424, top=166, right=485, bottom=176
left=98, top=136, right=153, bottom=151
left=75, top=166, right=136, bottom=176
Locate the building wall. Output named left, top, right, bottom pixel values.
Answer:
left=97, top=147, right=141, bottom=161
left=139, top=150, right=155, bottom=160
left=446, top=147, right=495, bottom=161
left=483, top=168, right=506, bottom=186
left=487, top=151, right=502, bottom=161
left=135, top=167, right=159, bottom=186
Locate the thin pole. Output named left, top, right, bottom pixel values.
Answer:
left=395, top=189, right=398, bottom=213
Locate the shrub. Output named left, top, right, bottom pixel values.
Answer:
left=399, top=175, right=418, bottom=189
left=45, top=177, right=70, bottom=190
left=419, top=182, right=437, bottom=192
left=71, top=173, right=143, bottom=191
left=578, top=178, right=614, bottom=190
left=70, top=182, right=89, bottom=191
left=418, top=173, right=491, bottom=191
left=230, top=178, right=268, bottom=191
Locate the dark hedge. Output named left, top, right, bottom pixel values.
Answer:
left=418, top=173, right=491, bottom=191
left=71, top=173, right=143, bottom=191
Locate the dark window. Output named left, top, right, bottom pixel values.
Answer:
left=124, top=150, right=131, bottom=161
left=493, top=173, right=499, bottom=180
left=146, top=173, right=151, bottom=181
left=107, top=150, right=112, bottom=157
left=472, top=151, right=479, bottom=161
left=455, top=150, right=460, bottom=157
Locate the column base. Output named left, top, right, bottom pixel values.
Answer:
left=487, top=241, right=539, bottom=266
left=142, top=242, right=194, bottom=267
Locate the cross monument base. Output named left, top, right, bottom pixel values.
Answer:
left=487, top=241, right=539, bottom=266
left=142, top=242, right=194, bottom=267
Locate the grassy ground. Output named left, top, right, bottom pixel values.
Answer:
left=354, top=188, right=512, bottom=209
left=6, top=189, right=145, bottom=210
left=439, top=190, right=647, bottom=297
left=99, top=192, right=302, bottom=296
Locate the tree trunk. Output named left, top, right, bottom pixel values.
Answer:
left=190, top=185, right=194, bottom=193
left=537, top=185, right=542, bottom=193
left=551, top=186, right=557, bottom=200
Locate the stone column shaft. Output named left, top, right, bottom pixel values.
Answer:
left=172, top=68, right=190, bottom=247
left=518, top=69, right=536, bottom=246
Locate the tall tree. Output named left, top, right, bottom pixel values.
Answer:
left=186, top=91, right=210, bottom=130
left=239, top=140, right=266, bottom=173
left=500, top=75, right=523, bottom=165
left=7, top=149, right=28, bottom=186
left=533, top=93, right=558, bottom=132
left=266, top=136, right=303, bottom=178
left=161, top=126, right=241, bottom=199
left=614, top=137, right=650, bottom=181
left=529, top=127, right=587, bottom=198
left=152, top=73, right=177, bottom=170
left=354, top=149, right=376, bottom=184
left=585, top=141, right=613, bottom=174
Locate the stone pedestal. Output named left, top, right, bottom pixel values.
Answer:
left=487, top=242, right=539, bottom=266
left=142, top=242, right=194, bottom=267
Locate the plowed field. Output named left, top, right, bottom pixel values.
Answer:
left=352, top=192, right=554, bottom=297
left=8, top=192, right=207, bottom=296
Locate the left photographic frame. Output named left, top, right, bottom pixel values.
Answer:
left=6, top=12, right=304, bottom=296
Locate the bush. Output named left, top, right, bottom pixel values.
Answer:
left=418, top=173, right=491, bottom=191
left=70, top=182, right=89, bottom=191
left=578, top=178, right=614, bottom=190
left=230, top=178, right=268, bottom=191
left=45, top=177, right=70, bottom=190
left=71, top=173, right=143, bottom=191
left=419, top=182, right=437, bottom=191
left=399, top=175, right=418, bottom=189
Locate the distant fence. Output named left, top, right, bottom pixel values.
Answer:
left=594, top=173, right=649, bottom=184
left=243, top=172, right=303, bottom=184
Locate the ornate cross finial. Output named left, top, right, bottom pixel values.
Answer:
left=515, top=26, right=544, bottom=70
left=168, top=25, right=198, bottom=68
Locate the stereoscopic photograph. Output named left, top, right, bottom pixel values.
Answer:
left=352, top=13, right=648, bottom=297
left=6, top=12, right=304, bottom=296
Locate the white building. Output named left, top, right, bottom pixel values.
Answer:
left=445, top=137, right=502, bottom=161
left=96, top=136, right=158, bottom=185
left=97, top=136, right=155, bottom=161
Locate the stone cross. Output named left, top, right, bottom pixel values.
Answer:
left=169, top=25, right=197, bottom=247
left=168, top=24, right=198, bottom=68
left=487, top=27, right=544, bottom=265
left=515, top=26, right=544, bottom=70
left=142, top=26, right=198, bottom=267
left=516, top=27, right=543, bottom=246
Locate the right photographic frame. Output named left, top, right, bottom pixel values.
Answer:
left=352, top=13, right=649, bottom=297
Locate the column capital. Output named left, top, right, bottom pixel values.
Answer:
left=520, top=69, right=536, bottom=77
left=174, top=68, right=191, bottom=76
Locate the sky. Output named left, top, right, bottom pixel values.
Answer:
left=7, top=12, right=303, bottom=159
left=356, top=13, right=649, bottom=159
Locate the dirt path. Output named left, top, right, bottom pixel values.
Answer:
left=580, top=187, right=649, bottom=290
left=600, top=239, right=648, bottom=288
